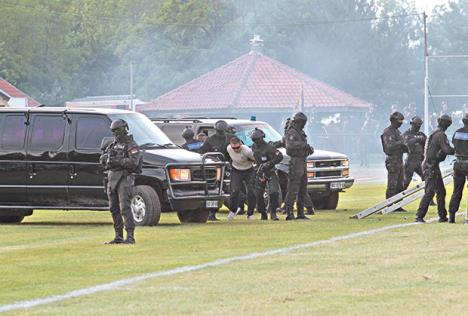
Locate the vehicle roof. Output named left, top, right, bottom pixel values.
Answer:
left=151, top=117, right=269, bottom=126
left=0, top=107, right=136, bottom=115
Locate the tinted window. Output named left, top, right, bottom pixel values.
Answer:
left=76, top=116, right=111, bottom=150
left=0, top=114, right=27, bottom=150
left=30, top=115, right=66, bottom=151
left=232, top=123, right=283, bottom=147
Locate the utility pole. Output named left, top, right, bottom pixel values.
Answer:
left=130, top=61, right=135, bottom=111
left=423, top=11, right=429, bottom=135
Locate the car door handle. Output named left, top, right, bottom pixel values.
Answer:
left=69, top=165, right=77, bottom=179
left=28, top=164, right=37, bottom=178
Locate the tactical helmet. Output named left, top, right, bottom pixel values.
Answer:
left=389, top=111, right=404, bottom=122
left=250, top=128, right=265, bottom=141
left=437, top=114, right=452, bottom=129
left=182, top=126, right=195, bottom=139
left=293, top=112, right=308, bottom=122
left=463, top=113, right=468, bottom=125
left=110, top=119, right=128, bottom=135
left=214, top=120, right=228, bottom=132
left=410, top=116, right=423, bottom=126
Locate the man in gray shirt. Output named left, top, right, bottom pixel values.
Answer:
left=226, top=137, right=256, bottom=220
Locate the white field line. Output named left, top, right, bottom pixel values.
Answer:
left=0, top=218, right=438, bottom=314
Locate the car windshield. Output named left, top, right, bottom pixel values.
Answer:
left=109, top=113, right=176, bottom=148
left=234, top=122, right=283, bottom=147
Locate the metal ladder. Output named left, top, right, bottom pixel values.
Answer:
left=351, top=169, right=454, bottom=219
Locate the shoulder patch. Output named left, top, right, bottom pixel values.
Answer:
left=128, top=146, right=139, bottom=155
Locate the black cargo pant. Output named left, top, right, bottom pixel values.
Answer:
left=416, top=163, right=447, bottom=220
left=230, top=167, right=256, bottom=215
left=284, top=157, right=308, bottom=215
left=255, top=171, right=280, bottom=215
left=283, top=189, right=313, bottom=210
left=403, top=156, right=424, bottom=189
left=385, top=157, right=404, bottom=199
left=107, top=176, right=135, bottom=231
left=448, top=162, right=468, bottom=216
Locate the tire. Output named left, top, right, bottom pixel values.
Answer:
left=177, top=208, right=209, bottom=223
left=131, top=185, right=161, bottom=226
left=0, top=215, right=24, bottom=223
left=326, top=192, right=339, bottom=210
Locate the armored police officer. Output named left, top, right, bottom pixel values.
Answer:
left=272, top=117, right=315, bottom=215
left=381, top=112, right=407, bottom=211
left=251, top=128, right=283, bottom=220
left=101, top=119, right=141, bottom=244
left=200, top=120, right=232, bottom=221
left=284, top=112, right=314, bottom=220
left=402, top=116, right=427, bottom=189
left=448, top=114, right=468, bottom=223
left=415, top=114, right=455, bottom=223
left=181, top=126, right=203, bottom=153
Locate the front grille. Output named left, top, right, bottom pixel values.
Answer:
left=316, top=170, right=341, bottom=177
left=192, top=168, right=217, bottom=181
left=315, top=160, right=341, bottom=168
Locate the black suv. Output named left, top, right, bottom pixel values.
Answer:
left=0, top=108, right=227, bottom=224
left=153, top=117, right=354, bottom=209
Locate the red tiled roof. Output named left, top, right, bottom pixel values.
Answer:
left=139, top=52, right=369, bottom=111
left=0, top=78, right=40, bottom=107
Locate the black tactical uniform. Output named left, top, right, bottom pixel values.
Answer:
left=402, top=117, right=427, bottom=189
left=448, top=114, right=468, bottom=223
left=181, top=126, right=203, bottom=153
left=415, top=115, right=455, bottom=223
left=101, top=119, right=141, bottom=244
left=381, top=112, right=407, bottom=209
left=284, top=112, right=314, bottom=220
left=251, top=128, right=283, bottom=220
left=271, top=118, right=315, bottom=215
left=200, top=120, right=232, bottom=221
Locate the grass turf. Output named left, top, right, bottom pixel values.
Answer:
left=1, top=182, right=467, bottom=315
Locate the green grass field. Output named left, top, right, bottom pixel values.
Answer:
left=1, top=183, right=468, bottom=315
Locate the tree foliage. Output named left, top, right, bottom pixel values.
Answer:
left=0, top=0, right=465, bottom=109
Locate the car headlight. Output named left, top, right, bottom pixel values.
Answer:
left=307, top=161, right=315, bottom=169
left=341, top=159, right=349, bottom=167
left=169, top=168, right=191, bottom=181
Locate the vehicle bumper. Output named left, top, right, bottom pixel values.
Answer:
left=307, top=177, right=354, bottom=192
left=169, top=189, right=228, bottom=211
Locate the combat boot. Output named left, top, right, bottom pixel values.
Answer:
left=207, top=210, right=219, bottom=221
left=448, top=212, right=456, bottom=224
left=105, top=229, right=124, bottom=244
left=306, top=207, right=315, bottom=215
left=285, top=209, right=295, bottom=221
left=124, top=229, right=135, bottom=244
left=270, top=209, right=279, bottom=221
left=260, top=211, right=268, bottom=220
left=295, top=208, right=310, bottom=220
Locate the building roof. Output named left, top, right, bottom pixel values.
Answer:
left=139, top=51, right=370, bottom=112
left=0, top=78, right=40, bottom=107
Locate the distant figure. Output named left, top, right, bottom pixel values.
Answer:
left=415, top=114, right=455, bottom=223
left=448, top=113, right=468, bottom=223
left=181, top=126, right=203, bottom=153
left=381, top=112, right=407, bottom=211
left=196, top=133, right=207, bottom=142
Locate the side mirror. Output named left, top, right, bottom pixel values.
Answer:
left=100, top=137, right=114, bottom=151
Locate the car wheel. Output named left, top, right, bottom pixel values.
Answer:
left=177, top=208, right=209, bottom=223
left=131, top=185, right=161, bottom=226
left=326, top=192, right=339, bottom=210
left=0, top=215, right=25, bottom=223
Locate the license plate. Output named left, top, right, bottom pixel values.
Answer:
left=330, top=182, right=345, bottom=190
left=206, top=200, right=218, bottom=208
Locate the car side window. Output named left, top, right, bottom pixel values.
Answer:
left=30, top=115, right=66, bottom=151
left=0, top=114, right=27, bottom=150
left=76, top=116, right=111, bottom=150
left=161, top=124, right=186, bottom=145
